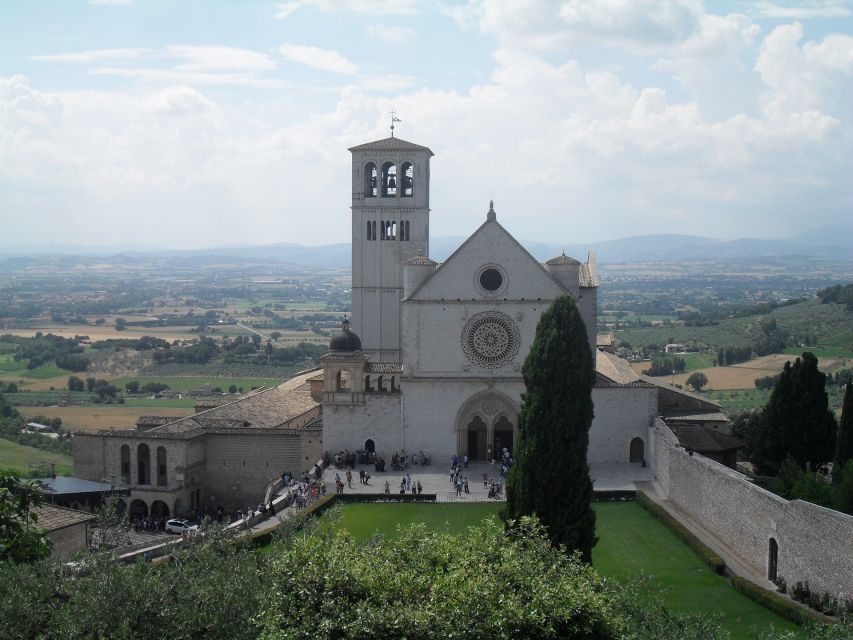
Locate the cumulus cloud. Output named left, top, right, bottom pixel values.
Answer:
left=366, top=25, right=416, bottom=44
left=147, top=85, right=217, bottom=115
left=276, top=44, right=359, bottom=74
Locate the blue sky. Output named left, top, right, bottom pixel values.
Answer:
left=1, top=1, right=851, bottom=249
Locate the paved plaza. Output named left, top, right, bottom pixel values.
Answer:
left=321, top=460, right=654, bottom=502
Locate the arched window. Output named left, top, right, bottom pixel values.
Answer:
left=120, top=444, right=130, bottom=483
left=364, top=439, right=376, bottom=453
left=156, top=446, right=167, bottom=486
left=768, top=538, right=779, bottom=581
left=629, top=437, right=645, bottom=463
left=381, top=162, right=397, bottom=197
left=137, top=444, right=150, bottom=485
left=401, top=162, right=414, bottom=197
left=366, top=220, right=373, bottom=240
left=365, top=162, right=378, bottom=197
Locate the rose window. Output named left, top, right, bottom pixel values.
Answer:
left=461, top=311, right=520, bottom=368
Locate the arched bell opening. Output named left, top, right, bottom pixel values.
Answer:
left=401, top=161, right=414, bottom=197
left=364, top=162, right=378, bottom=197
left=381, top=162, right=397, bottom=197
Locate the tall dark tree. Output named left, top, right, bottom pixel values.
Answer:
left=505, top=296, right=596, bottom=562
left=835, top=383, right=853, bottom=474
left=750, top=352, right=837, bottom=475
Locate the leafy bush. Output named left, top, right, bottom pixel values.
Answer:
left=731, top=576, right=818, bottom=626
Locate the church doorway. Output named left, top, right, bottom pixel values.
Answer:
left=768, top=538, right=779, bottom=581
left=364, top=438, right=375, bottom=453
left=629, top=437, right=645, bottom=463
left=494, top=416, right=514, bottom=457
left=467, top=416, right=487, bottom=460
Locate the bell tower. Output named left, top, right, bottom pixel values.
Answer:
left=348, top=135, right=433, bottom=363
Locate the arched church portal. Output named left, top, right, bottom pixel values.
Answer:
left=456, top=392, right=519, bottom=461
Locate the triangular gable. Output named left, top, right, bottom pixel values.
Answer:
left=408, top=217, right=570, bottom=301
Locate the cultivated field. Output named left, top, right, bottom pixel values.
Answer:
left=31, top=405, right=191, bottom=432
left=633, top=354, right=849, bottom=390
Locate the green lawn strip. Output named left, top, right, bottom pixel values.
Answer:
left=679, top=352, right=716, bottom=371
left=19, top=364, right=73, bottom=379
left=328, top=502, right=503, bottom=541
left=108, top=375, right=284, bottom=393
left=0, top=438, right=72, bottom=476
left=594, top=501, right=802, bottom=639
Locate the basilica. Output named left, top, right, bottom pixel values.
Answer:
left=319, top=135, right=722, bottom=464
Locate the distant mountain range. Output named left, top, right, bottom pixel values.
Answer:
left=2, top=224, right=851, bottom=268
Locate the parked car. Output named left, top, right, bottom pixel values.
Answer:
left=165, top=519, right=198, bottom=535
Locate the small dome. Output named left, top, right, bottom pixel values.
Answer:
left=405, top=254, right=438, bottom=267
left=329, top=318, right=362, bottom=352
left=545, top=252, right=581, bottom=266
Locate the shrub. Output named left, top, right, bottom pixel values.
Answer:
left=731, top=576, right=821, bottom=626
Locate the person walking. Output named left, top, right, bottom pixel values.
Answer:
left=346, top=468, right=353, bottom=488
left=416, top=480, right=422, bottom=495
left=384, top=480, right=390, bottom=494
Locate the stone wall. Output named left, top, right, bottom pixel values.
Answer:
left=650, top=419, right=853, bottom=597
left=204, top=432, right=303, bottom=512
left=47, top=522, right=90, bottom=562
left=589, top=386, right=656, bottom=464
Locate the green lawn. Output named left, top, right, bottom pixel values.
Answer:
left=0, top=357, right=71, bottom=379
left=329, top=502, right=502, bottom=541
left=594, top=502, right=801, bottom=639
left=0, top=438, right=73, bottom=476
left=322, top=501, right=801, bottom=639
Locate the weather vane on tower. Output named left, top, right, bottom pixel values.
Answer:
left=390, top=110, right=402, bottom=137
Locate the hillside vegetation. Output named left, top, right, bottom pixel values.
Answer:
left=617, top=299, right=852, bottom=356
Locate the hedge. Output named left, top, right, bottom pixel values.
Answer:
left=636, top=490, right=726, bottom=575
left=731, top=576, right=830, bottom=626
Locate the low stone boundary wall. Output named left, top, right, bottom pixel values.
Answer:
left=650, top=418, right=853, bottom=598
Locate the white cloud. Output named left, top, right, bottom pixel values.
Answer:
left=275, top=0, right=419, bottom=19
left=276, top=44, right=359, bottom=74
left=752, top=1, right=852, bottom=19
left=31, top=46, right=280, bottom=88
left=147, top=86, right=218, bottom=115
left=32, top=48, right=149, bottom=63
left=0, top=75, right=62, bottom=133
left=366, top=25, right=416, bottom=44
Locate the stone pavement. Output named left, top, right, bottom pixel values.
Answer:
left=321, top=460, right=655, bottom=502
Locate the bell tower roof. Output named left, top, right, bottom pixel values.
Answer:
left=348, top=137, right=434, bottom=155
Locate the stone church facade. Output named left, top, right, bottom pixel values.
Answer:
left=321, top=135, right=719, bottom=464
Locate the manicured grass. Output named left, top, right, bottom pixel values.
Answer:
left=0, top=438, right=73, bottom=476
left=330, top=503, right=503, bottom=541
left=594, top=502, right=801, bottom=639
left=323, top=502, right=801, bottom=639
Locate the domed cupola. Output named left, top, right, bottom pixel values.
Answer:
left=329, top=318, right=362, bottom=353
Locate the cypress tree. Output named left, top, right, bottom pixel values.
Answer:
left=505, top=295, right=596, bottom=562
left=835, top=383, right=853, bottom=474
left=751, top=352, right=836, bottom=475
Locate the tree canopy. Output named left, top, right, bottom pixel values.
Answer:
left=836, top=383, right=853, bottom=473
left=750, top=353, right=837, bottom=475
left=505, top=295, right=597, bottom=562
left=0, top=474, right=51, bottom=563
